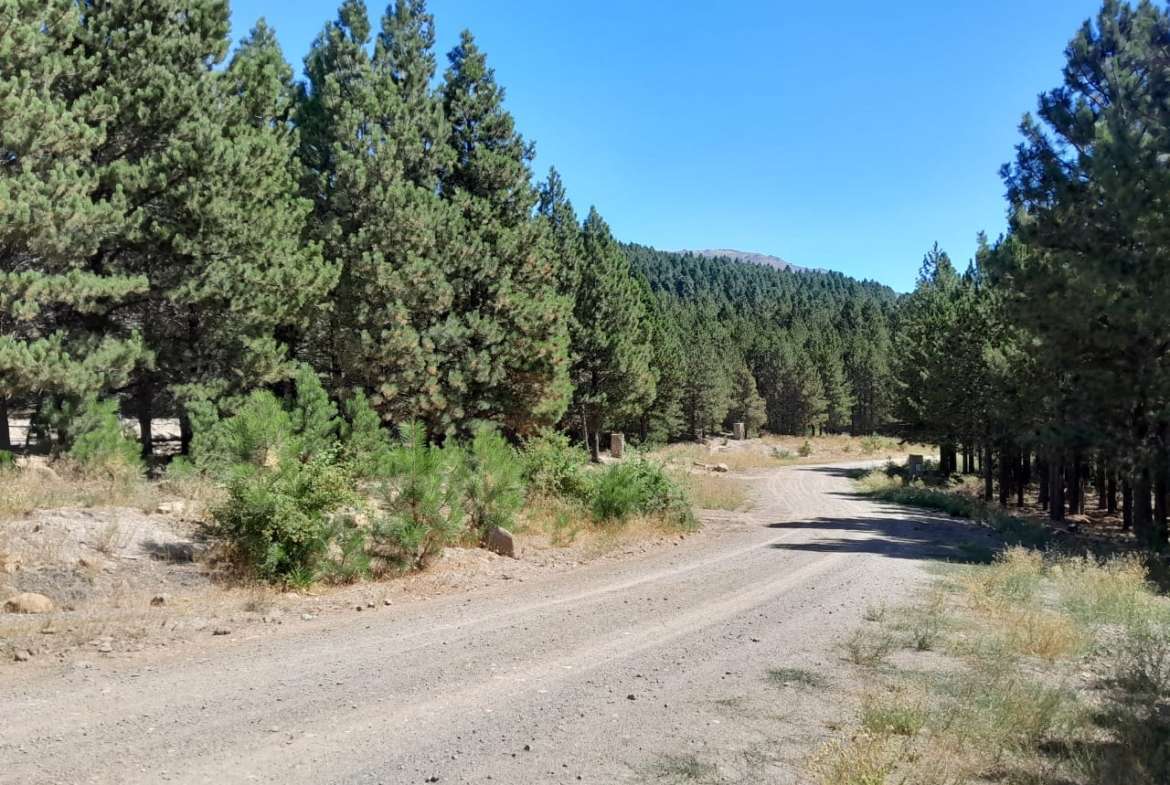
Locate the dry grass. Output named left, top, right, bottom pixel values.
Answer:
left=0, top=461, right=160, bottom=521
left=653, top=435, right=929, bottom=475
left=811, top=547, right=1170, bottom=785
left=809, top=733, right=896, bottom=785
left=689, top=474, right=751, bottom=511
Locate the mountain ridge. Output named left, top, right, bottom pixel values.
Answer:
left=685, top=248, right=813, bottom=273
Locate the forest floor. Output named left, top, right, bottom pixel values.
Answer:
left=0, top=445, right=1011, bottom=785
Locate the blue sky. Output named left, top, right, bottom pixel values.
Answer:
left=230, top=0, right=1103, bottom=291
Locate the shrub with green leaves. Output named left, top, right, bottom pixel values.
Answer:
left=190, top=373, right=342, bottom=475
left=67, top=396, right=142, bottom=474
left=464, top=424, right=526, bottom=538
left=190, top=390, right=294, bottom=472
left=589, top=458, right=694, bottom=529
left=798, top=439, right=814, bottom=457
left=339, top=390, right=393, bottom=478
left=213, top=453, right=352, bottom=581
left=370, top=422, right=465, bottom=572
left=521, top=428, right=589, bottom=499
left=0, top=450, right=15, bottom=470
left=289, top=365, right=339, bottom=459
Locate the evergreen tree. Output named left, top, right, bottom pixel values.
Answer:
left=0, top=0, right=149, bottom=449
left=727, top=360, right=767, bottom=437
left=439, top=30, right=571, bottom=433
left=567, top=209, right=656, bottom=458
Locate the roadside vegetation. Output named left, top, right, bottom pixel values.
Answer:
left=1, top=372, right=696, bottom=588
left=856, top=462, right=1051, bottom=549
left=813, top=548, right=1170, bottom=785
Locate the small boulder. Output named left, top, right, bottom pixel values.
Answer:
left=486, top=526, right=516, bottom=559
left=150, top=594, right=168, bottom=607
left=13, top=649, right=32, bottom=662
left=156, top=500, right=187, bottom=516
left=0, top=550, right=21, bottom=574
left=4, top=592, right=55, bottom=614
left=711, top=463, right=729, bottom=473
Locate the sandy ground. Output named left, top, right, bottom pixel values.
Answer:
left=0, top=461, right=997, bottom=785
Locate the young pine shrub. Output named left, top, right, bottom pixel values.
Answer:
left=67, top=396, right=143, bottom=478
left=521, top=428, right=589, bottom=500
left=463, top=424, right=525, bottom=540
left=288, top=365, right=339, bottom=459
left=369, top=422, right=464, bottom=572
left=339, top=390, right=393, bottom=479
left=213, top=453, right=353, bottom=582
left=589, top=459, right=695, bottom=529
left=798, top=439, right=814, bottom=458
left=190, top=390, right=294, bottom=472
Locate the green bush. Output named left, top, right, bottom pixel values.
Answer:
left=67, top=396, right=142, bottom=474
left=190, top=375, right=341, bottom=475
left=0, top=450, right=14, bottom=470
left=464, top=423, right=525, bottom=538
left=318, top=519, right=372, bottom=585
left=798, top=439, right=814, bottom=457
left=339, top=390, right=393, bottom=478
left=589, top=458, right=694, bottom=529
left=370, top=422, right=464, bottom=572
left=521, top=428, right=589, bottom=499
left=288, top=365, right=339, bottom=459
left=191, top=390, right=294, bottom=472
left=213, top=454, right=352, bottom=581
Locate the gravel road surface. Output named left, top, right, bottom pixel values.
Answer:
left=0, top=462, right=989, bottom=784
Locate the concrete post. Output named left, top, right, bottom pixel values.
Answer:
left=610, top=432, right=625, bottom=459
left=908, top=454, right=924, bottom=479
left=733, top=422, right=746, bottom=441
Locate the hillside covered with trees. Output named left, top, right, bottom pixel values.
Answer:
left=0, top=0, right=900, bottom=464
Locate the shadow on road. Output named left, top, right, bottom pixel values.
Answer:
left=800, top=465, right=874, bottom=480
left=766, top=508, right=1000, bottom=564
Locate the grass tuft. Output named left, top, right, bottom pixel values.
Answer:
left=767, top=667, right=828, bottom=689
left=844, top=628, right=895, bottom=666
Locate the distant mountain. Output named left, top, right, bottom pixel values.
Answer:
left=687, top=249, right=812, bottom=273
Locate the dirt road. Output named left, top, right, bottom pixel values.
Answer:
left=0, top=462, right=991, bottom=785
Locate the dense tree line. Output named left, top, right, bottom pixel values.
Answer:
left=1, top=0, right=899, bottom=462
left=897, top=0, right=1170, bottom=549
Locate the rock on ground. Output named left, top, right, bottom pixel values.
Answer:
left=3, top=592, right=55, bottom=614
left=486, top=527, right=516, bottom=558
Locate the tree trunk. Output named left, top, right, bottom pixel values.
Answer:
left=1066, top=456, right=1081, bottom=515
left=983, top=443, right=994, bottom=502
left=998, top=446, right=1010, bottom=507
left=1156, top=446, right=1168, bottom=547
left=1017, top=448, right=1029, bottom=507
left=1049, top=459, right=1065, bottom=521
left=1106, top=466, right=1118, bottom=514
left=1122, top=477, right=1134, bottom=532
left=1037, top=455, right=1049, bottom=509
left=583, top=408, right=598, bottom=463
left=593, top=431, right=602, bottom=462
left=0, top=397, right=10, bottom=452
left=136, top=380, right=154, bottom=459
left=1135, top=468, right=1153, bottom=545
left=1095, top=458, right=1107, bottom=510
left=179, top=410, right=194, bottom=457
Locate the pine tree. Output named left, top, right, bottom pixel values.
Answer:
left=0, top=0, right=149, bottom=449
left=36, top=1, right=339, bottom=455
left=727, top=360, right=767, bottom=437
left=376, top=0, right=450, bottom=188
left=566, top=209, right=656, bottom=459
left=300, top=10, right=568, bottom=437
left=439, top=30, right=571, bottom=434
